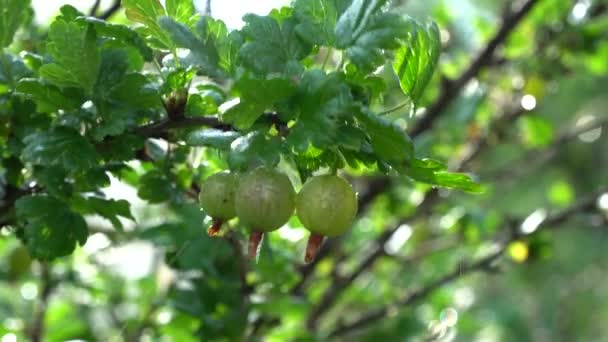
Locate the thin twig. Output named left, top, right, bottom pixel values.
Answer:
left=409, top=0, right=541, bottom=138
left=205, top=0, right=212, bottom=16
left=29, top=263, right=54, bottom=342
left=98, top=0, right=122, bottom=20
left=89, top=0, right=102, bottom=16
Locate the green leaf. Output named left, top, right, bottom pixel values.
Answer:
left=77, top=17, right=154, bottom=61
left=138, top=170, right=174, bottom=203
left=159, top=16, right=222, bottom=77
left=228, top=132, right=281, bottom=171
left=39, top=20, right=101, bottom=93
left=287, top=70, right=353, bottom=151
left=293, top=0, right=349, bottom=46
left=335, top=0, right=409, bottom=71
left=240, top=14, right=312, bottom=75
left=355, top=109, right=414, bottom=163
left=110, top=73, right=161, bottom=109
left=22, top=127, right=99, bottom=170
left=186, top=129, right=240, bottom=149
left=34, top=166, right=73, bottom=198
left=16, top=79, right=83, bottom=112
left=0, top=0, right=31, bottom=48
left=0, top=52, right=31, bottom=91
left=222, top=77, right=296, bottom=130
left=73, top=196, right=134, bottom=231
left=16, top=195, right=88, bottom=259
left=166, top=0, right=198, bottom=27
left=123, top=0, right=172, bottom=49
left=95, top=48, right=130, bottom=97
left=185, top=93, right=218, bottom=117
left=404, top=158, right=484, bottom=193
left=393, top=17, right=441, bottom=107
left=203, top=18, right=243, bottom=75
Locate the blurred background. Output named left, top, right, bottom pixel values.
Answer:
left=1, top=0, right=608, bottom=341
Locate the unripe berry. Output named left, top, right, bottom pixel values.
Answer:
left=296, top=175, right=357, bottom=262
left=235, top=167, right=295, bottom=259
left=199, top=172, right=238, bottom=236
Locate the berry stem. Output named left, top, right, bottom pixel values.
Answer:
left=305, top=233, right=325, bottom=264
left=248, top=230, right=264, bottom=260
left=207, top=218, right=223, bottom=237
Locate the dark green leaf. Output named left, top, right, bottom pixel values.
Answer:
left=78, top=16, right=154, bottom=61
left=22, top=127, right=99, bottom=170
left=287, top=70, right=353, bottom=151
left=228, top=132, right=281, bottom=171
left=393, top=17, right=440, bottom=107
left=159, top=16, right=222, bottom=77
left=335, top=0, right=408, bottom=71
left=110, top=73, right=161, bottom=109
left=0, top=0, right=31, bottom=48
left=138, top=171, right=174, bottom=203
left=355, top=109, right=414, bottom=163
left=293, top=0, right=349, bottom=46
left=185, top=93, right=218, bottom=116
left=16, top=195, right=88, bottom=259
left=0, top=52, right=31, bottom=90
left=73, top=196, right=134, bottom=231
left=185, top=129, right=240, bottom=149
left=239, top=14, right=312, bottom=75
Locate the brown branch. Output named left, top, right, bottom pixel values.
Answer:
left=29, top=263, right=54, bottom=342
left=89, top=0, right=102, bottom=16
left=98, top=0, right=122, bottom=21
left=326, top=188, right=607, bottom=338
left=409, top=0, right=541, bottom=138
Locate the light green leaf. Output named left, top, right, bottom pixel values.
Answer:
left=0, top=0, right=31, bottom=48
left=16, top=195, right=88, bottom=259
left=222, top=77, right=296, bottom=130
left=518, top=115, right=554, bottom=148
left=123, top=0, right=172, bottom=49
left=393, top=17, right=441, bottom=107
left=39, top=20, right=100, bottom=93
left=404, top=158, right=484, bottom=193
left=166, top=0, right=198, bottom=27
left=16, top=79, right=83, bottom=112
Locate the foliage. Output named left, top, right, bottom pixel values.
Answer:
left=0, top=0, right=607, bottom=341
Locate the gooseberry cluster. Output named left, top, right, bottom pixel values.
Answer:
left=198, top=167, right=358, bottom=262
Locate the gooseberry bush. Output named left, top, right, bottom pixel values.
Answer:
left=0, top=0, right=486, bottom=338
left=1, top=0, right=480, bottom=261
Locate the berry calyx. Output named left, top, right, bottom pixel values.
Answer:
left=296, top=174, right=358, bottom=263
left=235, top=167, right=296, bottom=259
left=198, top=172, right=239, bottom=236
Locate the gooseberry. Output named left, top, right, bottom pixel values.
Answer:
left=296, top=175, right=357, bottom=263
left=8, top=245, right=32, bottom=281
left=235, top=167, right=295, bottom=259
left=199, top=172, right=238, bottom=236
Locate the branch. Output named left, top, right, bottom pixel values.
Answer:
left=89, top=0, right=102, bottom=16
left=409, top=0, right=540, bottom=138
left=98, top=0, right=122, bottom=21
left=29, top=263, right=54, bottom=342
left=485, top=118, right=608, bottom=180
left=327, top=188, right=607, bottom=338
left=205, top=0, right=212, bottom=16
